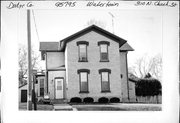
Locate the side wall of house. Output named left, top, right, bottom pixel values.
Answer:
left=120, top=51, right=129, bottom=102
left=48, top=70, right=66, bottom=99
left=46, top=52, right=66, bottom=99
left=46, top=52, right=65, bottom=69
left=66, top=31, right=122, bottom=102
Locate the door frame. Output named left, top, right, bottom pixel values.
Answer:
left=54, top=77, right=64, bottom=99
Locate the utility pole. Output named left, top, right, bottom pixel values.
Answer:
left=32, top=70, right=37, bottom=110
left=27, top=9, right=32, bottom=110
left=108, top=12, right=115, bottom=34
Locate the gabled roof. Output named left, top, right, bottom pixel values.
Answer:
left=39, top=42, right=59, bottom=51
left=59, top=25, right=127, bottom=51
left=128, top=73, right=139, bottom=83
left=19, top=83, right=27, bottom=88
left=120, top=42, right=134, bottom=51
left=39, top=25, right=132, bottom=52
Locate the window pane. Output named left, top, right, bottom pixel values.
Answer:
left=101, top=72, right=110, bottom=91
left=40, top=88, right=44, bottom=96
left=100, top=44, right=107, bottom=53
left=81, top=82, right=88, bottom=92
left=102, top=82, right=109, bottom=91
left=40, top=79, right=44, bottom=96
left=57, top=81, right=62, bottom=90
left=80, top=72, right=88, bottom=92
left=40, top=79, right=44, bottom=88
left=79, top=45, right=87, bottom=61
left=100, top=44, right=108, bottom=61
left=80, top=72, right=87, bottom=82
left=101, top=53, right=108, bottom=60
left=102, top=72, right=108, bottom=81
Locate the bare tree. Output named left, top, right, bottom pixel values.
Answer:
left=129, top=54, right=162, bottom=81
left=85, top=19, right=106, bottom=29
left=18, top=45, right=40, bottom=85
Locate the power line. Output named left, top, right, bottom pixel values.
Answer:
left=32, top=10, right=40, bottom=42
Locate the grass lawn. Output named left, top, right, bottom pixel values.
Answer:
left=71, top=103, right=161, bottom=111
left=19, top=103, right=53, bottom=111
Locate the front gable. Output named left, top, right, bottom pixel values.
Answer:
left=59, top=25, right=127, bottom=51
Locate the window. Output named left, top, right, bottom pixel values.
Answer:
left=99, top=69, right=111, bottom=92
left=40, top=78, right=44, bottom=96
left=79, top=44, right=87, bottom=61
left=101, top=72, right=109, bottom=91
left=98, top=41, right=110, bottom=62
left=80, top=72, right=88, bottom=92
left=100, top=44, right=108, bottom=61
left=77, top=41, right=89, bottom=62
left=56, top=80, right=62, bottom=90
left=77, top=69, right=90, bottom=93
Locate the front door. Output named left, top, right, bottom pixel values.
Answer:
left=55, top=78, right=64, bottom=99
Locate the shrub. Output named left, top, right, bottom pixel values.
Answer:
left=135, top=78, right=162, bottom=96
left=98, top=97, right=109, bottom=103
left=83, top=97, right=94, bottom=103
left=70, top=97, right=82, bottom=103
left=110, top=97, right=120, bottom=103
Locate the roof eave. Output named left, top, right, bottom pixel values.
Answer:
left=59, top=25, right=127, bottom=50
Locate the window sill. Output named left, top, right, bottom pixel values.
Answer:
left=101, top=91, right=111, bottom=93
left=100, top=60, right=109, bottom=62
left=78, top=60, right=88, bottom=62
left=79, top=91, right=89, bottom=93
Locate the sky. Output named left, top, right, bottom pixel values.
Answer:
left=18, top=9, right=162, bottom=69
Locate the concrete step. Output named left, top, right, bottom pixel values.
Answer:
left=53, top=104, right=74, bottom=111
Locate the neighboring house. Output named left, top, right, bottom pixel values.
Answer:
left=19, top=82, right=28, bottom=103
left=19, top=72, right=45, bottom=103
left=39, top=25, right=134, bottom=102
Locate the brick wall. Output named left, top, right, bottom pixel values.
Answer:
left=66, top=31, right=126, bottom=102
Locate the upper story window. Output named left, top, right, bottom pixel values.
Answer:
left=77, top=41, right=89, bottom=62
left=99, top=68, right=111, bottom=92
left=98, top=41, right=110, bottom=62
left=77, top=69, right=90, bottom=93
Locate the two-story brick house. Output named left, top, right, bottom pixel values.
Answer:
left=39, top=25, right=134, bottom=102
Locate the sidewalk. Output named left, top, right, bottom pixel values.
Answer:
left=71, top=103, right=161, bottom=111
left=53, top=104, right=76, bottom=111
left=19, top=103, right=161, bottom=111
left=19, top=103, right=53, bottom=111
